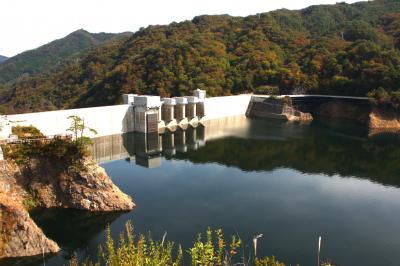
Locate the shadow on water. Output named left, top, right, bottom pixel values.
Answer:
left=0, top=209, right=122, bottom=266
left=29, top=208, right=122, bottom=254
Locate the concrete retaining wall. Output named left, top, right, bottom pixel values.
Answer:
left=7, top=105, right=134, bottom=138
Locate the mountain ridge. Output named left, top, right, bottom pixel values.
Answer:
left=0, top=29, right=132, bottom=84
left=0, top=55, right=8, bottom=63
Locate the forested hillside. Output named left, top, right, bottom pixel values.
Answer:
left=1, top=0, right=400, bottom=114
left=0, top=30, right=129, bottom=84
left=0, top=55, right=7, bottom=63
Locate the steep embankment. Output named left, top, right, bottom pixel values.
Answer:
left=0, top=161, right=59, bottom=258
left=0, top=157, right=134, bottom=258
left=2, top=0, right=400, bottom=114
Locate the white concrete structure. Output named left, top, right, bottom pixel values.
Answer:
left=174, top=97, right=188, bottom=105
left=133, top=95, right=161, bottom=133
left=134, top=95, right=161, bottom=109
left=7, top=105, right=134, bottom=138
left=6, top=94, right=253, bottom=137
left=185, top=96, right=199, bottom=104
left=194, top=89, right=206, bottom=101
left=202, top=94, right=252, bottom=121
left=0, top=116, right=12, bottom=139
left=163, top=98, right=176, bottom=105
left=122, top=94, right=137, bottom=105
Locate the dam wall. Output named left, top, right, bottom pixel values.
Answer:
left=7, top=104, right=134, bottom=138
left=5, top=93, right=383, bottom=139
left=202, top=95, right=252, bottom=121
left=5, top=95, right=252, bottom=137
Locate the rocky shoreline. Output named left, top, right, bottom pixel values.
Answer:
left=0, top=157, right=135, bottom=259
left=247, top=96, right=400, bottom=133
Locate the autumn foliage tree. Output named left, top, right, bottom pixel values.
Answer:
left=1, top=0, right=400, bottom=114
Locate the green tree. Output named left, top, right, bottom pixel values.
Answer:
left=66, top=115, right=97, bottom=152
left=67, top=115, right=97, bottom=139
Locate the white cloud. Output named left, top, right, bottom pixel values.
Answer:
left=0, top=0, right=365, bottom=57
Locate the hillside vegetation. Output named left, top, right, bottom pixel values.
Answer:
left=0, top=30, right=130, bottom=84
left=1, top=0, right=400, bottom=114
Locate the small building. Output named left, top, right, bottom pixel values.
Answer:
left=133, top=96, right=161, bottom=133
left=194, top=89, right=206, bottom=118
left=122, top=94, right=137, bottom=105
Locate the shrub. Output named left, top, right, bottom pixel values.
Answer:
left=69, top=221, right=287, bottom=266
left=12, top=125, right=44, bottom=139
left=3, top=125, right=93, bottom=170
left=368, top=87, right=400, bottom=110
left=254, top=86, right=280, bottom=95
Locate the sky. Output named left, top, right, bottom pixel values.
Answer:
left=0, top=0, right=366, bottom=57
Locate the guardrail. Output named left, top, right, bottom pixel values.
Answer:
left=252, top=94, right=370, bottom=100
left=0, top=134, right=73, bottom=145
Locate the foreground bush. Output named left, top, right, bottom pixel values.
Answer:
left=68, top=221, right=286, bottom=266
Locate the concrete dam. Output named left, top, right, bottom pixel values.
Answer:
left=0, top=91, right=378, bottom=157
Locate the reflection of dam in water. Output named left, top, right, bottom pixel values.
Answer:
left=91, top=114, right=371, bottom=168
left=91, top=115, right=250, bottom=167
left=90, top=115, right=322, bottom=167
left=92, top=127, right=204, bottom=168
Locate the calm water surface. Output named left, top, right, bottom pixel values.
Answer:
left=4, top=117, right=400, bottom=266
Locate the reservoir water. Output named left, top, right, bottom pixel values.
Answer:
left=4, top=116, right=400, bottom=266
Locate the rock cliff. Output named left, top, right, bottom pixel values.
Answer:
left=247, top=97, right=313, bottom=122
left=369, top=108, right=400, bottom=134
left=0, top=158, right=135, bottom=259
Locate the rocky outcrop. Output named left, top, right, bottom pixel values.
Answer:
left=19, top=158, right=135, bottom=211
left=0, top=193, right=60, bottom=258
left=283, top=106, right=313, bottom=122
left=247, top=97, right=313, bottom=122
left=369, top=108, right=400, bottom=133
left=58, top=159, right=134, bottom=211
left=0, top=161, right=60, bottom=258
left=0, top=157, right=135, bottom=258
